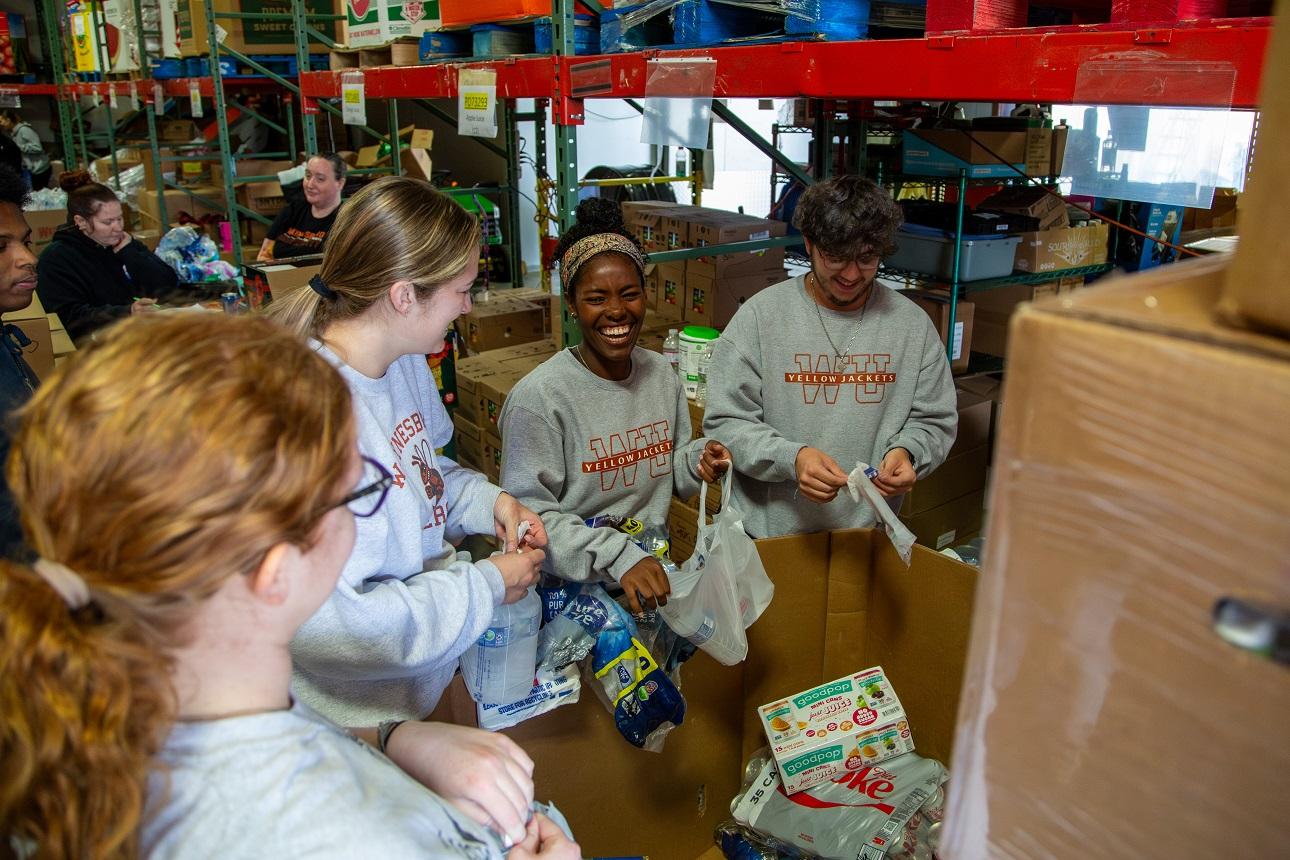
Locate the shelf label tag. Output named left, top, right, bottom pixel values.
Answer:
left=189, top=80, right=203, bottom=118
left=129, top=82, right=139, bottom=111
left=458, top=68, right=497, bottom=139
left=0, top=89, right=19, bottom=109
left=215, top=24, right=228, bottom=44
left=153, top=82, right=164, bottom=115
left=341, top=72, right=366, bottom=126
left=109, top=86, right=118, bottom=109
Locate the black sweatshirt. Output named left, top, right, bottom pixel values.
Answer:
left=36, top=224, right=180, bottom=342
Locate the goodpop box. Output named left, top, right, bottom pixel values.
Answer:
left=758, top=666, right=914, bottom=794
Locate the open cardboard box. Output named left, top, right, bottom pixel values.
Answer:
left=432, top=530, right=977, bottom=859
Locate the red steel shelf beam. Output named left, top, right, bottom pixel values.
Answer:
left=297, top=18, right=1269, bottom=109
left=0, top=82, right=60, bottom=96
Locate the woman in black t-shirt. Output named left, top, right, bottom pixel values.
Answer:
left=258, top=153, right=347, bottom=261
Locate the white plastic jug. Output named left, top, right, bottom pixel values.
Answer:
left=460, top=586, right=541, bottom=706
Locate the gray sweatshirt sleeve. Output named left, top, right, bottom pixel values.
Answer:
left=500, top=402, right=649, bottom=583
left=13, top=125, right=42, bottom=156
left=703, top=330, right=803, bottom=485
left=437, top=455, right=503, bottom=545
left=885, top=321, right=958, bottom=476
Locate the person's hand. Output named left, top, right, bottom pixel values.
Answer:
left=619, top=556, right=670, bottom=614
left=795, top=446, right=849, bottom=503
left=697, top=440, right=731, bottom=483
left=382, top=721, right=535, bottom=847
left=509, top=813, right=581, bottom=860
left=111, top=232, right=132, bottom=253
left=493, top=492, right=548, bottom=553
left=491, top=547, right=543, bottom=604
left=873, top=448, right=916, bottom=497
left=130, top=298, right=158, bottom=316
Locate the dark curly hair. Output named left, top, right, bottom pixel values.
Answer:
left=0, top=163, right=29, bottom=209
left=553, top=197, right=645, bottom=296
left=792, top=175, right=903, bottom=261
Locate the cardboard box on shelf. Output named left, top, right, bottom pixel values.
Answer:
left=1183, top=187, right=1239, bottom=232
left=343, top=0, right=440, bottom=48
left=451, top=412, right=484, bottom=468
left=1012, top=222, right=1110, bottom=273
left=136, top=186, right=226, bottom=229
left=209, top=159, right=294, bottom=216
left=400, top=148, right=434, bottom=182
left=479, top=369, right=526, bottom=430
left=481, top=424, right=503, bottom=482
left=683, top=269, right=785, bottom=328
left=952, top=387, right=994, bottom=456
left=978, top=186, right=1070, bottom=230
left=176, top=0, right=338, bottom=56
left=687, top=212, right=788, bottom=281
left=621, top=200, right=679, bottom=249
left=655, top=262, right=686, bottom=321
left=903, top=127, right=1054, bottom=178
left=903, top=290, right=974, bottom=374
left=898, top=488, right=985, bottom=550
left=456, top=299, right=547, bottom=354
left=158, top=120, right=201, bottom=143
left=504, top=287, right=557, bottom=334
left=660, top=205, right=705, bottom=252
left=643, top=262, right=660, bottom=309
left=942, top=255, right=1290, bottom=859
left=23, top=209, right=66, bottom=250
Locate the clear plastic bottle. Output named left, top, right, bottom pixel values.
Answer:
left=694, top=349, right=712, bottom=408
left=460, top=587, right=541, bottom=705
left=663, top=328, right=680, bottom=380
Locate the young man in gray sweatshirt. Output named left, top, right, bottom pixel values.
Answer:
left=703, top=175, right=958, bottom=539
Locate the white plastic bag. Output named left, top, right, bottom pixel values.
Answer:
left=660, top=467, right=775, bottom=665
left=846, top=461, right=917, bottom=566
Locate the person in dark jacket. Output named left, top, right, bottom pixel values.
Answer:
left=36, top=171, right=179, bottom=343
left=0, top=162, right=41, bottom=559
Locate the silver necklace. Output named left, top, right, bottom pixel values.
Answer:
left=572, top=344, right=631, bottom=378
left=809, top=272, right=870, bottom=363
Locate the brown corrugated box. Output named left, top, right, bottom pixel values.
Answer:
left=24, top=208, right=66, bottom=251
left=3, top=304, right=54, bottom=379
left=978, top=186, right=1070, bottom=230
left=426, top=527, right=976, bottom=859
left=1012, top=222, right=1109, bottom=273
left=686, top=212, right=787, bottom=281
left=481, top=424, right=503, bottom=483
left=660, top=204, right=706, bottom=252
left=898, top=489, right=984, bottom=550
left=479, top=370, right=526, bottom=431
left=971, top=276, right=1083, bottom=357
left=454, top=355, right=508, bottom=426
left=451, top=412, right=483, bottom=467
left=655, top=261, right=686, bottom=321
left=683, top=269, right=785, bottom=328
left=900, top=446, right=988, bottom=518
left=903, top=290, right=974, bottom=374
left=942, top=255, right=1290, bottom=858
left=621, top=200, right=682, bottom=250
left=457, top=298, right=548, bottom=354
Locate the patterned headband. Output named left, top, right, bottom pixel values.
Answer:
left=560, top=233, right=646, bottom=290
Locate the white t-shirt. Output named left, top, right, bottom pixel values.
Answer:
left=142, top=700, right=505, bottom=859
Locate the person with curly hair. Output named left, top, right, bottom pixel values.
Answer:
left=499, top=198, right=729, bottom=614
left=703, top=175, right=958, bottom=538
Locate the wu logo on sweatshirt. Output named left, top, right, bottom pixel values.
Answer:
left=784, top=353, right=895, bottom=405
left=581, top=420, right=673, bottom=492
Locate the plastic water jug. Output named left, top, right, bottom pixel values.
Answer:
left=460, top=586, right=541, bottom=706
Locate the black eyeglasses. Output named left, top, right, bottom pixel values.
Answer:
left=334, top=456, right=394, bottom=518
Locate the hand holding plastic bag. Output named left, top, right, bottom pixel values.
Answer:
left=660, top=467, right=775, bottom=665
left=846, top=462, right=917, bottom=566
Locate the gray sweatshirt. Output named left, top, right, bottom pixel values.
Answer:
left=500, top=348, right=706, bottom=583
left=703, top=276, right=957, bottom=539
left=291, top=345, right=506, bottom=725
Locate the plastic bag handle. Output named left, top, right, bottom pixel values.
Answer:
left=696, top=458, right=736, bottom=530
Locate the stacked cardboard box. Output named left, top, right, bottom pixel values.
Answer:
left=24, top=209, right=66, bottom=255
left=454, top=293, right=549, bottom=355
left=897, top=386, right=994, bottom=549
left=3, top=293, right=74, bottom=376
left=175, top=0, right=338, bottom=57
left=453, top=339, right=560, bottom=478
left=902, top=289, right=975, bottom=374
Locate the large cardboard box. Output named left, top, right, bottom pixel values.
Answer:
left=1012, top=222, right=1109, bottom=273
left=686, top=212, right=788, bottom=281
left=683, top=269, right=784, bottom=328
left=23, top=209, right=66, bottom=251
left=243, top=261, right=321, bottom=302
left=427, top=527, right=976, bottom=859
left=942, top=255, right=1290, bottom=858
left=898, top=488, right=985, bottom=550
left=900, top=445, right=988, bottom=517
left=478, top=369, right=525, bottom=429
left=209, top=159, right=293, bottom=217
left=481, top=424, right=503, bottom=482
left=451, top=411, right=483, bottom=468
left=903, top=290, right=974, bottom=374
left=344, top=0, right=442, bottom=47
left=2, top=308, right=53, bottom=379
left=620, top=200, right=678, bottom=249
left=453, top=354, right=508, bottom=425
left=978, top=186, right=1070, bottom=230
left=136, top=186, right=226, bottom=229
left=176, top=0, right=338, bottom=56
left=456, top=298, right=547, bottom=354
left=660, top=204, right=705, bottom=252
